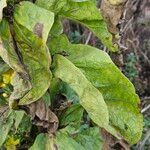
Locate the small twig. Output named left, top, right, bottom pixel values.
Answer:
left=117, top=41, right=128, bottom=50
left=142, top=97, right=150, bottom=101
left=141, top=104, right=150, bottom=113
left=120, top=16, right=133, bottom=34
left=140, top=50, right=150, bottom=65
left=127, top=39, right=140, bottom=61
left=103, top=46, right=107, bottom=52
left=85, top=32, right=92, bottom=45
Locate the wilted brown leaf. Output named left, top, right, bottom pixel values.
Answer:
left=24, top=100, right=59, bottom=134
left=101, top=0, right=127, bottom=34
left=102, top=129, right=130, bottom=150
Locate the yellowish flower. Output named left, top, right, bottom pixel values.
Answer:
left=2, top=93, right=8, bottom=98
left=2, top=69, right=14, bottom=84
left=4, top=136, right=20, bottom=150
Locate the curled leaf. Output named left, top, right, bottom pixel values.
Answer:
left=25, top=100, right=58, bottom=134
left=13, top=2, right=54, bottom=105
left=0, top=20, right=31, bottom=107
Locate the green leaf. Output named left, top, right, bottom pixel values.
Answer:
left=71, top=0, right=90, bottom=2
left=0, top=109, right=25, bottom=146
left=74, top=127, right=104, bottom=150
left=36, top=0, right=66, bottom=14
left=0, top=19, right=32, bottom=108
left=13, top=24, right=52, bottom=106
left=49, top=35, right=143, bottom=144
left=49, top=78, right=80, bottom=104
left=0, top=62, right=10, bottom=75
left=60, top=81, right=80, bottom=103
left=12, top=2, right=54, bottom=105
left=55, top=126, right=104, bottom=150
left=31, top=132, right=82, bottom=150
left=52, top=54, right=109, bottom=128
left=37, top=0, right=117, bottom=51
left=60, top=104, right=84, bottom=128
left=0, top=109, right=13, bottom=146
left=50, top=16, right=63, bottom=37
left=42, top=91, right=51, bottom=107
left=49, top=78, right=62, bottom=104
left=15, top=113, right=32, bottom=138
left=0, top=20, right=28, bottom=76
left=55, top=131, right=85, bottom=150
left=14, top=110, right=25, bottom=130
left=0, top=0, right=6, bottom=21
left=29, top=133, right=54, bottom=150
left=0, top=97, right=7, bottom=106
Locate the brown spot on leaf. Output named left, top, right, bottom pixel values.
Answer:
left=33, top=23, right=44, bottom=38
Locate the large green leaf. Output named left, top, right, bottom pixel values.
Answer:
left=36, top=0, right=117, bottom=51
left=29, top=133, right=54, bottom=150
left=30, top=127, right=103, bottom=150
left=30, top=131, right=84, bottom=150
left=13, top=26, right=51, bottom=105
left=49, top=35, right=143, bottom=144
left=0, top=0, right=6, bottom=21
left=74, top=127, right=104, bottom=150
left=55, top=126, right=103, bottom=150
left=55, top=131, right=85, bottom=150
left=52, top=54, right=109, bottom=128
